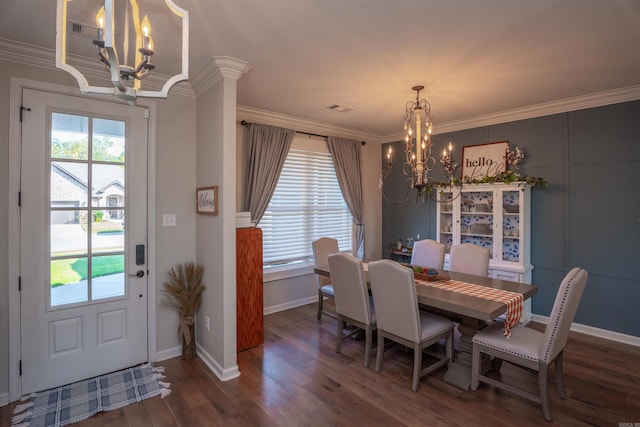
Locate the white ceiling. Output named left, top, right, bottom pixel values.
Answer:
left=2, top=0, right=639, bottom=139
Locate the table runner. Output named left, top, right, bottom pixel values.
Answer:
left=416, top=278, right=523, bottom=337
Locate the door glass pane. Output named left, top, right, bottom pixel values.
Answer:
left=92, top=118, right=125, bottom=162
left=91, top=164, right=125, bottom=207
left=51, top=113, right=89, bottom=160
left=51, top=210, right=87, bottom=256
left=92, top=211, right=125, bottom=254
left=92, top=255, right=125, bottom=300
left=51, top=162, right=88, bottom=208
left=50, top=257, right=88, bottom=306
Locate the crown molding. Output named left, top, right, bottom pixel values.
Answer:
left=0, top=38, right=194, bottom=97
left=237, top=105, right=382, bottom=144
left=383, top=84, right=640, bottom=142
left=190, top=56, right=252, bottom=97
left=5, top=37, right=638, bottom=140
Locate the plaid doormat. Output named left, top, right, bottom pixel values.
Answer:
left=12, top=364, right=170, bottom=427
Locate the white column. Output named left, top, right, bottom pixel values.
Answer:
left=194, top=56, right=251, bottom=380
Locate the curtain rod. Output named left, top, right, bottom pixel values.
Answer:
left=240, top=120, right=365, bottom=145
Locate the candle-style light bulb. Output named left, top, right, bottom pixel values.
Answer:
left=95, top=6, right=105, bottom=29
left=448, top=142, right=453, bottom=152
left=141, top=15, right=152, bottom=38
left=443, top=149, right=447, bottom=158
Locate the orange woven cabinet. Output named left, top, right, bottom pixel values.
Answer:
left=236, top=227, right=264, bottom=351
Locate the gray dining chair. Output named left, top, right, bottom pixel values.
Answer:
left=368, top=259, right=454, bottom=392
left=471, top=267, right=588, bottom=421
left=328, top=253, right=376, bottom=367
left=449, top=243, right=490, bottom=276
left=410, top=239, right=445, bottom=270
left=312, top=237, right=339, bottom=320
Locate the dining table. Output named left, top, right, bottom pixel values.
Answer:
left=314, top=262, right=538, bottom=391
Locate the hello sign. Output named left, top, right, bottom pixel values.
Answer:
left=461, top=141, right=509, bottom=180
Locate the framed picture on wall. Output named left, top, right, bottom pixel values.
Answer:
left=196, top=186, right=218, bottom=215
left=461, top=141, right=509, bottom=180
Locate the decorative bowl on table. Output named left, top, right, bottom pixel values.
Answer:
left=413, top=267, right=449, bottom=282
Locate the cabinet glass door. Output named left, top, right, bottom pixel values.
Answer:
left=502, top=189, right=521, bottom=263
left=438, top=191, right=454, bottom=254
left=460, top=190, right=494, bottom=260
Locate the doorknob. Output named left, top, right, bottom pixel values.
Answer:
left=129, top=270, right=145, bottom=278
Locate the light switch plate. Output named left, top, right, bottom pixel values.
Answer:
left=162, top=214, right=176, bottom=227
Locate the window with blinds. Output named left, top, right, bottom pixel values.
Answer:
left=259, top=136, right=353, bottom=268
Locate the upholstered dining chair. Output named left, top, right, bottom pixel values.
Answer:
left=410, top=239, right=446, bottom=270
left=471, top=267, right=589, bottom=421
left=328, top=253, right=376, bottom=367
left=368, top=260, right=454, bottom=391
left=449, top=243, right=490, bottom=276
left=312, top=237, right=339, bottom=320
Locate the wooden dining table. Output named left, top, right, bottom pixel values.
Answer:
left=314, top=262, right=538, bottom=391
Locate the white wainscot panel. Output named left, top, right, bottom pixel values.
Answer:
left=98, top=309, right=127, bottom=346
left=49, top=317, right=83, bottom=357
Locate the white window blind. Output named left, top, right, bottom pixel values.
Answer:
left=259, top=136, right=353, bottom=268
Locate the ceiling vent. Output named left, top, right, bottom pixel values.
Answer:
left=326, top=104, right=355, bottom=113
left=67, top=20, right=98, bottom=39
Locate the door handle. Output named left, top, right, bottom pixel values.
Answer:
left=129, top=270, right=145, bottom=278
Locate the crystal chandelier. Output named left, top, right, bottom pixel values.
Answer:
left=56, top=0, right=189, bottom=103
left=380, top=86, right=458, bottom=203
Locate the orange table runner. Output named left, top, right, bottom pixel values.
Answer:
left=416, top=278, right=523, bottom=338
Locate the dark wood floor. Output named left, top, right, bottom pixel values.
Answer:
left=3, top=302, right=639, bottom=426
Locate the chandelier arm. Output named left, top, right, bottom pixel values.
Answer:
left=381, top=178, right=412, bottom=205
left=427, top=183, right=462, bottom=203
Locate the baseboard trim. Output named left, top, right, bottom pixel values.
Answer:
left=531, top=315, right=640, bottom=347
left=156, top=346, right=182, bottom=362
left=0, top=392, right=9, bottom=407
left=264, top=296, right=318, bottom=316
left=196, top=343, right=241, bottom=382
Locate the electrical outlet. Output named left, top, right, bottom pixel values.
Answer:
left=417, top=234, right=420, bottom=240
left=205, top=316, right=210, bottom=331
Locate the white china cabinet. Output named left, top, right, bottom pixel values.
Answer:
left=436, top=183, right=532, bottom=323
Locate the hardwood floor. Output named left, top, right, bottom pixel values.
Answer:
left=3, top=302, right=639, bottom=426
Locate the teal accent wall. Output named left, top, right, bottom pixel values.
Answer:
left=382, top=100, right=640, bottom=336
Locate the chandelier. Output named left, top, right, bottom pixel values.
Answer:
left=56, top=0, right=189, bottom=103
left=380, top=86, right=458, bottom=203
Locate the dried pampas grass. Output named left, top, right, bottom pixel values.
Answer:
left=163, top=262, right=205, bottom=359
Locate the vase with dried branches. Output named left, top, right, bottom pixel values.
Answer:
left=163, top=262, right=206, bottom=359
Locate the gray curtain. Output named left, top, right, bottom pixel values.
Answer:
left=243, top=123, right=295, bottom=224
left=327, top=137, right=365, bottom=259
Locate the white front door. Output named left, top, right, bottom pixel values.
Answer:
left=20, top=88, right=148, bottom=394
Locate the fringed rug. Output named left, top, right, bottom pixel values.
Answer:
left=12, top=363, right=170, bottom=427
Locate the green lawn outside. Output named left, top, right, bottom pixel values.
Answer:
left=51, top=255, right=124, bottom=287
